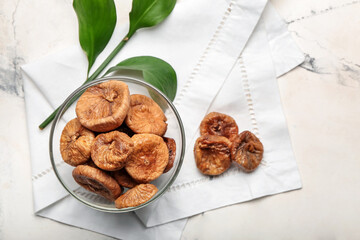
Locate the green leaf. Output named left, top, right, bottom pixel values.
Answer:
left=105, top=56, right=177, bottom=101
left=73, top=0, right=117, bottom=74
left=127, top=0, right=176, bottom=37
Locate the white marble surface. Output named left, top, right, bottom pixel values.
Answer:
left=1, top=0, right=360, bottom=239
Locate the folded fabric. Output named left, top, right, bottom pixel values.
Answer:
left=135, top=3, right=303, bottom=227
left=22, top=0, right=303, bottom=239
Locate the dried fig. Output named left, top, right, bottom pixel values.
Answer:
left=194, top=134, right=232, bottom=176
left=91, top=131, right=133, bottom=171
left=60, top=118, right=95, bottom=166
left=125, top=94, right=167, bottom=136
left=112, top=169, right=138, bottom=189
left=115, top=184, right=158, bottom=209
left=76, top=80, right=130, bottom=132
left=125, top=134, right=169, bottom=183
left=163, top=137, right=176, bottom=173
left=72, top=165, right=122, bottom=201
left=200, top=112, right=238, bottom=141
left=231, top=130, right=264, bottom=172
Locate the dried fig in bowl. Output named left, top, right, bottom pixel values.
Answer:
left=60, top=118, right=95, bottom=166
left=200, top=112, right=238, bottom=141
left=194, top=134, right=232, bottom=176
left=231, top=130, right=264, bottom=172
left=115, top=184, right=158, bottom=209
left=125, top=94, right=167, bottom=136
left=112, top=168, right=138, bottom=189
left=91, top=131, right=134, bottom=171
left=76, top=80, right=130, bottom=132
left=125, top=134, right=169, bottom=183
left=163, top=137, right=176, bottom=173
left=72, top=165, right=122, bottom=201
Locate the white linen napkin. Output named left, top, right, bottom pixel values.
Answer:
left=135, top=3, right=303, bottom=227
left=22, top=0, right=304, bottom=239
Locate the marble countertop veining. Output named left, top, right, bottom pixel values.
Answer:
left=1, top=0, right=360, bottom=239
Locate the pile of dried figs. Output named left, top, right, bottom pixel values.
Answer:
left=194, top=112, right=264, bottom=175
left=60, top=80, right=176, bottom=208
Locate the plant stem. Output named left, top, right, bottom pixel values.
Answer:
left=39, top=35, right=131, bottom=130
left=85, top=36, right=130, bottom=84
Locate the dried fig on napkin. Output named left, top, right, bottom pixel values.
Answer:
left=112, top=169, right=138, bottom=189
left=115, top=184, right=158, bottom=209
left=200, top=112, right=238, bottom=141
left=60, top=118, right=95, bottom=166
left=125, top=134, right=169, bottom=183
left=194, top=134, right=232, bottom=176
left=163, top=137, right=176, bottom=173
left=125, top=94, right=167, bottom=136
left=72, top=165, right=122, bottom=201
left=231, top=130, right=264, bottom=172
left=76, top=80, right=130, bottom=132
left=91, top=131, right=134, bottom=171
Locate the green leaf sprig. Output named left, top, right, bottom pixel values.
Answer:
left=39, top=0, right=177, bottom=129
left=105, top=56, right=177, bottom=101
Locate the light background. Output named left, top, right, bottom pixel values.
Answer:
left=1, top=0, right=360, bottom=239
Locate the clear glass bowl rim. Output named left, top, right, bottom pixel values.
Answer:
left=49, top=76, right=186, bottom=213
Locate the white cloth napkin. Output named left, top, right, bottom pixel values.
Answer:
left=22, top=0, right=304, bottom=239
left=136, top=3, right=303, bottom=227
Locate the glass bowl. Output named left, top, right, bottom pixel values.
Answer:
left=49, top=76, right=185, bottom=212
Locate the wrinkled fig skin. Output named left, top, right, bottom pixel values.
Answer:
left=91, top=131, right=134, bottom=171
left=125, top=134, right=169, bottom=183
left=60, top=118, right=95, bottom=166
left=76, top=80, right=130, bottom=132
left=125, top=94, right=167, bottom=136
left=112, top=168, right=138, bottom=189
left=194, top=134, right=232, bottom=176
left=115, top=184, right=158, bottom=209
left=231, top=131, right=264, bottom=172
left=72, top=165, right=122, bottom=201
left=200, top=112, right=239, bottom=141
left=163, top=137, right=176, bottom=173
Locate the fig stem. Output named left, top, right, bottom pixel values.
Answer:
left=38, top=34, right=132, bottom=130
